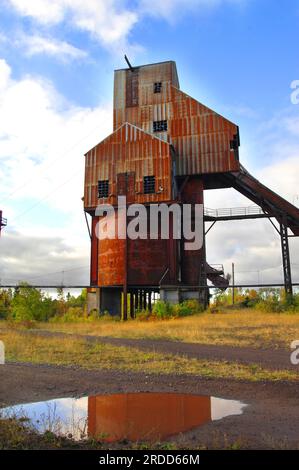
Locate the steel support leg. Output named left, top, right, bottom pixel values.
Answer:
left=280, top=221, right=293, bottom=296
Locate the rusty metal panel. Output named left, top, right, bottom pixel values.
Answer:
left=127, top=238, right=169, bottom=286
left=84, top=122, right=173, bottom=211
left=114, top=61, right=179, bottom=131
left=126, top=68, right=139, bottom=108
left=111, top=60, right=239, bottom=177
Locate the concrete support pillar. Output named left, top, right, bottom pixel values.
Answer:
left=87, top=288, right=100, bottom=315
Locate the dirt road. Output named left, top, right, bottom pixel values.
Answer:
left=1, top=360, right=298, bottom=449
left=10, top=328, right=297, bottom=371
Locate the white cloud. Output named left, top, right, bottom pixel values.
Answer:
left=6, top=0, right=66, bottom=24
left=4, top=0, right=247, bottom=53
left=0, top=230, right=89, bottom=285
left=139, top=0, right=248, bottom=21
left=6, top=0, right=138, bottom=50
left=16, top=35, right=88, bottom=61
left=0, top=58, right=11, bottom=90
left=204, top=107, right=299, bottom=286
left=0, top=57, right=112, bottom=238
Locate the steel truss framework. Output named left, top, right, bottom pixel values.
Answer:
left=204, top=207, right=294, bottom=296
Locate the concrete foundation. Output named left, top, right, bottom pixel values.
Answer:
left=160, top=286, right=205, bottom=305
left=87, top=289, right=100, bottom=315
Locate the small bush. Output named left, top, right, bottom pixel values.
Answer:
left=173, top=300, right=199, bottom=317
left=152, top=301, right=174, bottom=319
left=152, top=299, right=204, bottom=319
left=50, top=307, right=86, bottom=323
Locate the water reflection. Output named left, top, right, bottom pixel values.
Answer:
left=0, top=393, right=247, bottom=442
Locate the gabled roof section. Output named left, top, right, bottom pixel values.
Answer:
left=170, top=85, right=238, bottom=132
left=85, top=122, right=171, bottom=156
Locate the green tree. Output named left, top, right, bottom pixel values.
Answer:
left=11, top=283, right=49, bottom=321
left=0, top=288, right=13, bottom=319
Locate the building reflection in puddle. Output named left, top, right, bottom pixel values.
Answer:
left=88, top=393, right=211, bottom=442
left=1, top=393, right=247, bottom=442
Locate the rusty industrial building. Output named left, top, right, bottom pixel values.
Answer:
left=84, top=60, right=299, bottom=317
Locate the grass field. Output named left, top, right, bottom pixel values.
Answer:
left=0, top=329, right=297, bottom=382
left=4, top=308, right=297, bottom=350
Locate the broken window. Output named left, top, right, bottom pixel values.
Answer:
left=154, top=82, right=162, bottom=93
left=98, top=180, right=109, bottom=198
left=143, top=175, right=156, bottom=194
left=153, top=120, right=167, bottom=132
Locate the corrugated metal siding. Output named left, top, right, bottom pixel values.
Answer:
left=112, top=61, right=239, bottom=176
left=114, top=62, right=178, bottom=131
left=169, top=87, right=239, bottom=175
left=84, top=122, right=172, bottom=210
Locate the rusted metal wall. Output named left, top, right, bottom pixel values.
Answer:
left=180, top=177, right=205, bottom=285
left=113, top=61, right=239, bottom=176
left=95, top=211, right=171, bottom=287
left=169, top=87, right=240, bottom=175
left=114, top=61, right=179, bottom=131
left=84, top=122, right=173, bottom=211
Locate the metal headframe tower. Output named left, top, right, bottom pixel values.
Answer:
left=83, top=59, right=299, bottom=317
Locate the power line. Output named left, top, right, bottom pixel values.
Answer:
left=1, top=122, right=102, bottom=204
left=0, top=283, right=298, bottom=289
left=9, top=169, right=82, bottom=223
left=0, top=265, right=89, bottom=283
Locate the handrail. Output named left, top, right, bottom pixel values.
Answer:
left=204, top=205, right=264, bottom=218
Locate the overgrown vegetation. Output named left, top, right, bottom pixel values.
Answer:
left=136, top=299, right=204, bottom=320
left=1, top=284, right=298, bottom=326
left=1, top=285, right=299, bottom=349
left=213, top=287, right=299, bottom=313
left=0, top=415, right=252, bottom=450
left=1, top=329, right=297, bottom=382
left=0, top=284, right=90, bottom=324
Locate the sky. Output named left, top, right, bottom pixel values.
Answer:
left=0, top=0, right=299, bottom=287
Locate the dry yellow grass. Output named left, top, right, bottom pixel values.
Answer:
left=14, top=309, right=299, bottom=350
left=0, top=329, right=298, bottom=382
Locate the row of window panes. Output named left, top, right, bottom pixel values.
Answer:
left=97, top=176, right=156, bottom=198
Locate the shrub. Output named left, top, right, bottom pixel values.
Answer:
left=50, top=307, right=85, bottom=323
left=152, top=301, right=174, bottom=319
left=173, top=299, right=204, bottom=317
left=152, top=299, right=204, bottom=319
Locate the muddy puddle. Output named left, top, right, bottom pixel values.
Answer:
left=0, top=392, right=248, bottom=442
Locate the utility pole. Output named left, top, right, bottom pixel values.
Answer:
left=232, top=262, right=235, bottom=305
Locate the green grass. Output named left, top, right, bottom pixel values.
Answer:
left=2, top=308, right=297, bottom=350
left=1, top=330, right=298, bottom=383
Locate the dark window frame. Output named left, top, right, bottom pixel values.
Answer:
left=153, top=120, right=167, bottom=132
left=98, top=179, right=109, bottom=198
left=154, top=82, right=162, bottom=93
left=143, top=175, right=156, bottom=194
